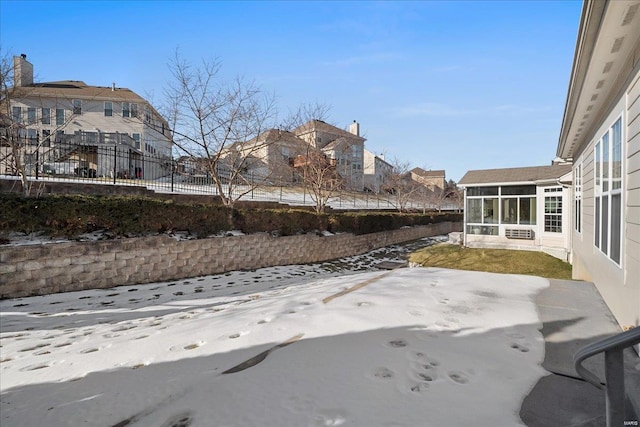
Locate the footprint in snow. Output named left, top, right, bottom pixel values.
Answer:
left=448, top=371, right=470, bottom=384
left=386, top=339, right=408, bottom=348
left=373, top=367, right=395, bottom=379
left=161, top=411, right=193, bottom=427
left=20, top=362, right=51, bottom=371
left=510, top=343, right=530, bottom=353
left=183, top=341, right=205, bottom=350
left=19, top=343, right=49, bottom=352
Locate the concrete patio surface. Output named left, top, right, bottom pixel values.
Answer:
left=520, top=279, right=640, bottom=426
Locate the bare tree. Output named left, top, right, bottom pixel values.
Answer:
left=279, top=101, right=332, bottom=131
left=0, top=50, right=31, bottom=195
left=382, top=158, right=423, bottom=212
left=0, top=50, right=79, bottom=197
left=293, top=149, right=344, bottom=214
left=159, top=52, right=278, bottom=207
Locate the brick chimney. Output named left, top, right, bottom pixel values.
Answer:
left=13, top=54, right=33, bottom=87
left=349, top=120, right=360, bottom=137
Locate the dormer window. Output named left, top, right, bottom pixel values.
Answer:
left=104, top=102, right=113, bottom=117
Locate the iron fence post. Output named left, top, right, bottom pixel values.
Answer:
left=35, top=140, right=39, bottom=180
left=171, top=160, right=175, bottom=193
left=113, top=144, right=117, bottom=185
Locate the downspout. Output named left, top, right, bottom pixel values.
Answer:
left=462, top=187, right=468, bottom=247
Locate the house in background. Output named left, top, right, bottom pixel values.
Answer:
left=557, top=0, right=640, bottom=329
left=458, top=164, right=572, bottom=261
left=294, top=119, right=365, bottom=191
left=230, top=129, right=308, bottom=184
left=410, top=168, right=446, bottom=191
left=2, top=55, right=171, bottom=179
left=363, top=149, right=393, bottom=193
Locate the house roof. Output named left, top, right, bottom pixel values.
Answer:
left=293, top=119, right=365, bottom=142
left=458, top=164, right=572, bottom=186
left=411, top=168, right=445, bottom=178
left=10, top=81, right=147, bottom=102
left=257, top=129, right=307, bottom=145
left=321, top=137, right=352, bottom=152
left=557, top=0, right=640, bottom=159
left=234, top=129, right=308, bottom=152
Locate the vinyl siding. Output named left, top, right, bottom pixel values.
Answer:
left=571, top=66, right=640, bottom=328
left=626, top=67, right=640, bottom=328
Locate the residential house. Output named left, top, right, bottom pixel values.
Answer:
left=557, top=0, right=640, bottom=329
left=410, top=168, right=446, bottom=191
left=363, top=149, right=393, bottom=193
left=458, top=164, right=573, bottom=261
left=294, top=120, right=365, bottom=191
left=229, top=129, right=309, bottom=184
left=2, top=55, right=171, bottom=180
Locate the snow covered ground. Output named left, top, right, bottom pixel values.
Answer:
left=0, top=237, right=549, bottom=426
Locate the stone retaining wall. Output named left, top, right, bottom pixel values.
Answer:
left=0, top=222, right=460, bottom=299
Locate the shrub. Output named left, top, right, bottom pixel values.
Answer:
left=0, top=193, right=462, bottom=239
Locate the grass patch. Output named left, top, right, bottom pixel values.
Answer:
left=409, top=243, right=572, bottom=280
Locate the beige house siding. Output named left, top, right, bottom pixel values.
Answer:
left=570, top=67, right=640, bottom=329
left=557, top=0, right=640, bottom=329
left=625, top=66, right=640, bottom=327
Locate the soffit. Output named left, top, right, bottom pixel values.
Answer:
left=558, top=0, right=640, bottom=159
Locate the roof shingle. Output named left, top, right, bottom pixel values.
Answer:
left=458, top=164, right=572, bottom=185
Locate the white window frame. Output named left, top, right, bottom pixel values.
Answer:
left=594, top=116, right=623, bottom=266
left=543, top=187, right=563, bottom=233
left=574, top=159, right=582, bottom=234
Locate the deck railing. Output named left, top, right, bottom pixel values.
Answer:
left=574, top=327, right=640, bottom=426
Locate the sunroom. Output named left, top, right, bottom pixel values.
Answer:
left=458, top=164, right=572, bottom=260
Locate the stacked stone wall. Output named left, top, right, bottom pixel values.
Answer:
left=0, top=222, right=460, bottom=299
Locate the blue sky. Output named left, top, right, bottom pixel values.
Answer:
left=1, top=0, right=583, bottom=181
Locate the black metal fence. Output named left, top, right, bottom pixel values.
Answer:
left=1, top=140, right=459, bottom=211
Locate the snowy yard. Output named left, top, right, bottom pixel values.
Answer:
left=0, top=237, right=549, bottom=426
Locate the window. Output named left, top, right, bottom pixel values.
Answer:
left=72, top=99, right=82, bottom=115
left=351, top=144, right=362, bottom=158
left=574, top=161, right=582, bottom=233
left=41, top=108, right=50, bottom=125
left=132, top=133, right=140, bottom=149
left=56, top=108, right=65, bottom=125
left=501, top=195, right=537, bottom=225
left=544, top=188, right=562, bottom=233
left=483, top=198, right=499, bottom=223
left=594, top=117, right=623, bottom=264
left=12, top=106, right=21, bottom=123
left=27, top=107, right=36, bottom=124
left=466, top=185, right=536, bottom=235
left=27, top=128, right=37, bottom=144
left=104, top=102, right=113, bottom=116
left=122, top=102, right=130, bottom=117
left=467, top=186, right=498, bottom=196
left=131, top=103, right=138, bottom=118
left=501, top=198, right=518, bottom=224
left=42, top=130, right=51, bottom=147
